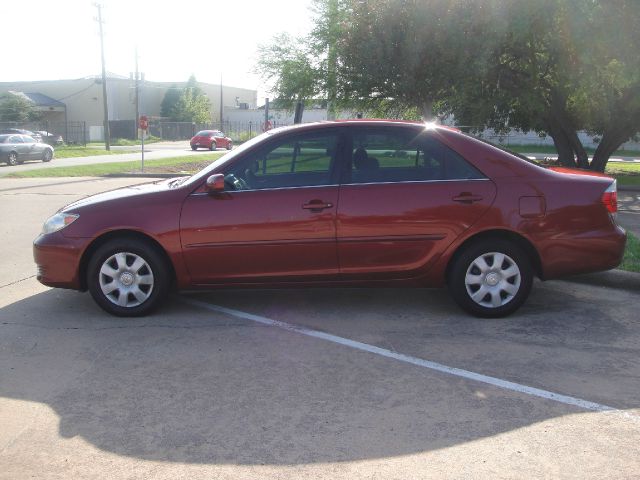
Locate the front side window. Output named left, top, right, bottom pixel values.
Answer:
left=22, top=136, right=36, bottom=144
left=223, top=132, right=340, bottom=190
left=9, top=136, right=23, bottom=144
left=347, top=129, right=485, bottom=184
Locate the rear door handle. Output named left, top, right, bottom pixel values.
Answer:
left=452, top=193, right=484, bottom=204
left=302, top=200, right=333, bottom=212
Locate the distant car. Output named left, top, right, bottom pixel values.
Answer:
left=190, top=130, right=232, bottom=151
left=0, top=134, right=54, bottom=165
left=35, top=131, right=64, bottom=146
left=33, top=120, right=626, bottom=318
left=0, top=128, right=42, bottom=143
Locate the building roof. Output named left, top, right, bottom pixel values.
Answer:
left=8, top=90, right=65, bottom=108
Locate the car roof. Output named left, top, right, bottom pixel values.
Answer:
left=265, top=119, right=458, bottom=135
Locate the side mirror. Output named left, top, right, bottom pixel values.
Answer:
left=205, top=174, right=225, bottom=194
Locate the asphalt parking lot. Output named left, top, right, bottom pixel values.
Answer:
left=1, top=177, right=639, bottom=479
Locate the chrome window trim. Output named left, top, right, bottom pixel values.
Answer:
left=341, top=178, right=491, bottom=187
left=189, top=183, right=340, bottom=196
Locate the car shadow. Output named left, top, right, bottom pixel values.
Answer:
left=0, top=284, right=638, bottom=465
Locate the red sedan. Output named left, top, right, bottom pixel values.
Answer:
left=34, top=120, right=626, bottom=317
left=190, top=130, right=232, bottom=151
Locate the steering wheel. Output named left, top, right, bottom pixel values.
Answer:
left=224, top=173, right=250, bottom=191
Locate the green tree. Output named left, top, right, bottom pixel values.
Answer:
left=159, top=76, right=211, bottom=123
left=0, top=93, right=40, bottom=122
left=160, top=84, right=182, bottom=119
left=258, top=0, right=640, bottom=171
left=256, top=33, right=319, bottom=110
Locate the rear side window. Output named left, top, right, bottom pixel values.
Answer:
left=347, top=129, right=485, bottom=184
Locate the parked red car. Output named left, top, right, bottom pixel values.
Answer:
left=34, top=120, right=626, bottom=317
left=190, top=130, right=232, bottom=151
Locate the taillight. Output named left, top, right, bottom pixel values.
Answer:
left=601, top=181, right=617, bottom=215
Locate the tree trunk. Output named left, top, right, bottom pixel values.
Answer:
left=591, top=128, right=634, bottom=172
left=421, top=101, right=435, bottom=122
left=567, top=131, right=589, bottom=169
left=546, top=117, right=576, bottom=167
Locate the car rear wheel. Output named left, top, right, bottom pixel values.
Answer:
left=7, top=151, right=18, bottom=166
left=448, top=239, right=533, bottom=318
left=209, top=141, right=217, bottom=151
left=87, top=238, right=170, bottom=317
left=42, top=149, right=53, bottom=162
left=226, top=141, right=232, bottom=150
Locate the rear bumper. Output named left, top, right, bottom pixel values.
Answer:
left=539, top=224, right=627, bottom=280
left=33, top=233, right=87, bottom=290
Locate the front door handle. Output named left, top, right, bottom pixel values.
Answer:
left=452, top=193, right=484, bottom=204
left=302, top=200, right=333, bottom=212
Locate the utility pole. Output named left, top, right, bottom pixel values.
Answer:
left=219, top=72, right=223, bottom=128
left=134, top=48, right=139, bottom=140
left=95, top=3, right=110, bottom=150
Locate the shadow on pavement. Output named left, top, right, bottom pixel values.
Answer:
left=0, top=285, right=638, bottom=465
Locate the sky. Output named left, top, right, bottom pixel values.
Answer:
left=2, top=0, right=314, bottom=102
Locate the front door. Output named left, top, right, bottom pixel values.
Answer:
left=180, top=130, right=344, bottom=285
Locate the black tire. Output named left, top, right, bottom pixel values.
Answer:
left=226, top=142, right=232, bottom=150
left=191, top=145, right=197, bottom=151
left=87, top=238, right=171, bottom=317
left=209, top=141, right=217, bottom=151
left=42, top=149, right=53, bottom=162
left=7, top=151, right=18, bottom=166
left=448, top=239, right=533, bottom=318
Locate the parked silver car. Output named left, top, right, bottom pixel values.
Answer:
left=0, top=134, right=54, bottom=165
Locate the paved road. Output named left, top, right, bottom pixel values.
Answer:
left=0, top=177, right=639, bottom=479
left=0, top=141, right=227, bottom=176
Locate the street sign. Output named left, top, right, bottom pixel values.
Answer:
left=139, top=115, right=148, bottom=130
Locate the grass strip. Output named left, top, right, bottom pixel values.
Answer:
left=6, top=154, right=223, bottom=178
left=620, top=232, right=640, bottom=273
left=53, top=146, right=136, bottom=159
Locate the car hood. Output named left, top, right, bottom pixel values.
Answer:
left=61, top=178, right=181, bottom=212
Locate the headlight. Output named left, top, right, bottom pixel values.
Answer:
left=42, top=213, right=79, bottom=234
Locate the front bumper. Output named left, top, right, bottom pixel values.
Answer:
left=33, top=232, right=88, bottom=290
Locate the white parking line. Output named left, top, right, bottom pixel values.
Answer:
left=183, top=297, right=637, bottom=420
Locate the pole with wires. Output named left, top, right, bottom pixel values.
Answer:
left=94, top=3, right=110, bottom=151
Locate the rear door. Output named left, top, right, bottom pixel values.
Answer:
left=337, top=127, right=496, bottom=279
left=21, top=135, right=40, bottom=159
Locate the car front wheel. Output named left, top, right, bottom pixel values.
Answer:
left=448, top=239, right=533, bottom=318
left=43, top=149, right=53, bottom=162
left=7, top=151, right=18, bottom=166
left=87, top=238, right=170, bottom=317
left=209, top=141, right=217, bottom=151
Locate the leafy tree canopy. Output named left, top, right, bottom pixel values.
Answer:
left=159, top=76, right=211, bottom=123
left=0, top=93, right=41, bottom=122
left=258, top=0, right=640, bottom=170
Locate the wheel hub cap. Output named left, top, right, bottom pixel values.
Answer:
left=464, top=252, right=522, bottom=309
left=99, top=252, right=154, bottom=308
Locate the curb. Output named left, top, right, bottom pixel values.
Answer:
left=560, top=269, right=640, bottom=292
